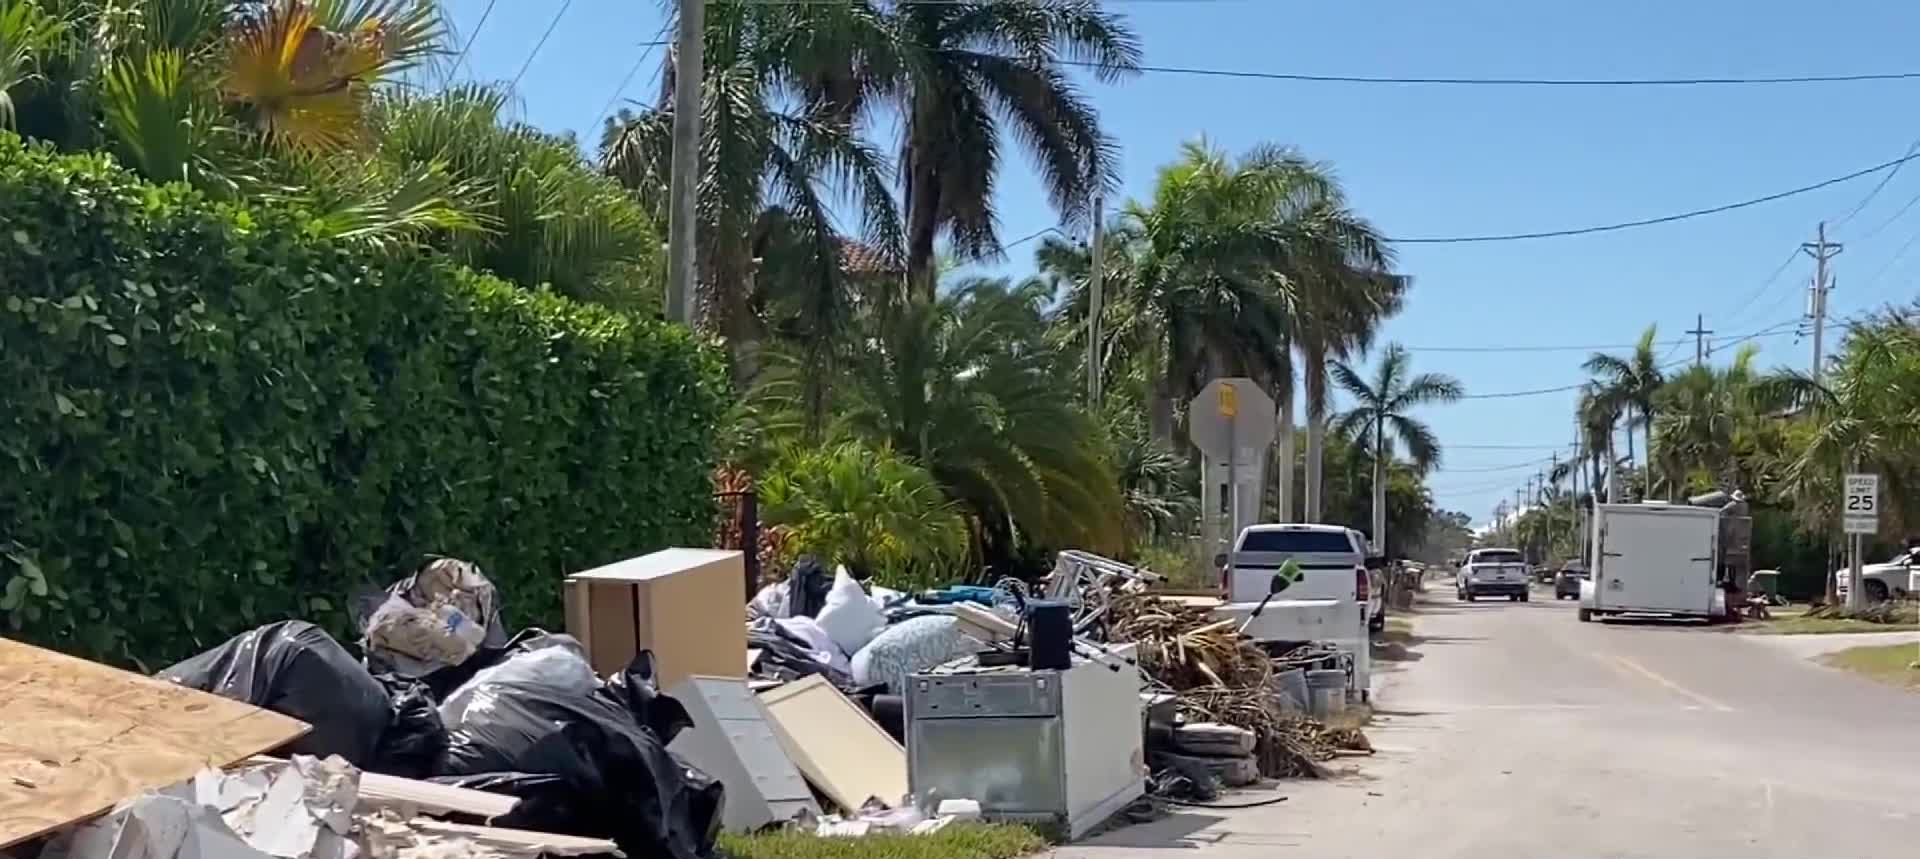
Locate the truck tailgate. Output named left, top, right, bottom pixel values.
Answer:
left=1228, top=550, right=1357, bottom=602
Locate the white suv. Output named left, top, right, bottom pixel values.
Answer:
left=1219, top=524, right=1387, bottom=633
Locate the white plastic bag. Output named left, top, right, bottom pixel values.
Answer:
left=437, top=640, right=598, bottom=729
left=814, top=566, right=886, bottom=657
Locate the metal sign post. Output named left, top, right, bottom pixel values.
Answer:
left=1843, top=472, right=1879, bottom=610
left=1190, top=379, right=1278, bottom=550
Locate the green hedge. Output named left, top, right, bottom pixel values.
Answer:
left=0, top=138, right=727, bottom=668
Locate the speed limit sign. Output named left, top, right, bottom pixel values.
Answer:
left=1843, top=473, right=1879, bottom=534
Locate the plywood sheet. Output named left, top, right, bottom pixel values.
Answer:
left=0, top=637, right=309, bottom=846
left=758, top=675, right=907, bottom=812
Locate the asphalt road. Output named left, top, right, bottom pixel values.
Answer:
left=1062, top=585, right=1920, bottom=859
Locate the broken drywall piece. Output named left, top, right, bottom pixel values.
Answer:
left=40, top=790, right=273, bottom=859
left=203, top=756, right=360, bottom=859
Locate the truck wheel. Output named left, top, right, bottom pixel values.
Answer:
left=1519, top=591, right=1530, bottom=603
left=1865, top=579, right=1890, bottom=603
left=1577, top=608, right=1593, bottom=622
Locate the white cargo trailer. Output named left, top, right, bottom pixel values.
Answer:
left=1579, top=502, right=1726, bottom=622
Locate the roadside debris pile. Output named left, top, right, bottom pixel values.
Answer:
left=1106, top=592, right=1368, bottom=786
left=3, top=546, right=1377, bottom=855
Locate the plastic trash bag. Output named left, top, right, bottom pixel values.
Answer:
left=361, top=556, right=508, bottom=677
left=434, top=654, right=723, bottom=859
left=374, top=677, right=448, bottom=779
left=161, top=621, right=393, bottom=767
left=601, top=650, right=693, bottom=745
left=438, top=638, right=598, bottom=729
left=745, top=620, right=857, bottom=690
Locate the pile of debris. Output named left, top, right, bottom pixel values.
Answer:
left=1106, top=592, right=1369, bottom=788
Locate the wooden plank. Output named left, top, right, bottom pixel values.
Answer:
left=404, top=820, right=619, bottom=857
left=757, top=675, right=907, bottom=812
left=243, top=756, right=518, bottom=821
left=0, top=637, right=309, bottom=847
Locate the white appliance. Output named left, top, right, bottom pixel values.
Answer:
left=906, top=651, right=1145, bottom=840
left=1582, top=503, right=1723, bottom=621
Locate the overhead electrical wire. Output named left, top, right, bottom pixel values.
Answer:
left=1404, top=338, right=1688, bottom=354
left=1452, top=320, right=1799, bottom=401
left=1717, top=246, right=1803, bottom=332
left=1833, top=136, right=1920, bottom=230
left=1056, top=58, right=1920, bottom=88
left=509, top=0, right=576, bottom=92
left=587, top=27, right=675, bottom=133
left=1386, top=151, right=1920, bottom=244
left=444, top=0, right=500, bottom=82
left=1434, top=455, right=1558, bottom=474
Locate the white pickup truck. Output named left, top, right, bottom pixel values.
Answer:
left=1208, top=524, right=1383, bottom=702
left=1835, top=548, right=1919, bottom=603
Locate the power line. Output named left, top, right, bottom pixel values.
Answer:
left=509, top=0, right=576, bottom=92
left=445, top=0, right=500, bottom=82
left=1405, top=338, right=1689, bottom=354
left=1833, top=136, right=1920, bottom=230
left=1388, top=151, right=1920, bottom=244
left=1717, top=247, right=1802, bottom=332
left=1448, top=443, right=1572, bottom=450
left=587, top=28, right=675, bottom=133
left=1452, top=321, right=1797, bottom=401
left=1058, top=57, right=1920, bottom=88
left=1435, top=456, right=1558, bottom=474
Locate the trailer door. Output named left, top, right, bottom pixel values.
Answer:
left=1600, top=510, right=1715, bottom=613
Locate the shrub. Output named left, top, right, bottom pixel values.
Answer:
left=0, top=137, right=726, bottom=667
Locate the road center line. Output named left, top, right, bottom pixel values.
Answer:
left=1609, top=654, right=1735, bottom=712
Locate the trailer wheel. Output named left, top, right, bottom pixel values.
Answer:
left=1578, top=607, right=1593, bottom=622
left=1519, top=591, right=1530, bottom=603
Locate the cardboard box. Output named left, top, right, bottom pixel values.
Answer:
left=564, top=548, right=747, bottom=687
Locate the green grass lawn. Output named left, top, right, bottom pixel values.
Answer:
left=719, top=824, right=1047, bottom=859
left=1745, top=603, right=1920, bottom=635
left=1819, top=643, right=1920, bottom=690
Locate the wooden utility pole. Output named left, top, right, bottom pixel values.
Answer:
left=1686, top=313, right=1713, bottom=366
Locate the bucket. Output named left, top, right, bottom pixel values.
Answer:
left=1272, top=668, right=1308, bottom=713
left=1305, top=669, right=1347, bottom=720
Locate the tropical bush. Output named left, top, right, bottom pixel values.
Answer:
left=0, top=138, right=725, bottom=666
left=758, top=441, right=970, bottom=591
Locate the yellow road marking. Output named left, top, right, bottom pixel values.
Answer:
left=1610, top=654, right=1734, bottom=712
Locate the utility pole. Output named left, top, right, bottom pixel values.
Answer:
left=665, top=0, right=705, bottom=325
left=1686, top=313, right=1713, bottom=366
left=1087, top=194, right=1105, bottom=404
left=1801, top=222, right=1843, bottom=602
left=1802, top=222, right=1841, bottom=386
left=1546, top=456, right=1558, bottom=560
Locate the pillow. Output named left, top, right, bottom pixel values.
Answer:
left=814, top=566, right=887, bottom=657
left=852, top=615, right=982, bottom=694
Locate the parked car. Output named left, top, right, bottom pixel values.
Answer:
left=1456, top=547, right=1530, bottom=602
left=1220, top=523, right=1387, bottom=633
left=1833, top=549, right=1918, bottom=603
left=1554, top=562, right=1589, bottom=600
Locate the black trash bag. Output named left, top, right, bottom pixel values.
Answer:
left=431, top=773, right=596, bottom=832
left=160, top=621, right=392, bottom=767
left=371, top=676, right=448, bottom=779
left=786, top=555, right=832, bottom=618
left=598, top=651, right=693, bottom=744
left=434, top=657, right=724, bottom=859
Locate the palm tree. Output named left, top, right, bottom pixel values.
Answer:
left=1584, top=325, right=1666, bottom=497
left=1333, top=343, right=1464, bottom=554
left=883, top=0, right=1141, bottom=298
left=1299, top=267, right=1404, bottom=522
left=758, top=439, right=971, bottom=589
left=751, top=277, right=1125, bottom=565
left=601, top=0, right=901, bottom=376
left=371, top=84, right=660, bottom=308
left=1652, top=343, right=1761, bottom=493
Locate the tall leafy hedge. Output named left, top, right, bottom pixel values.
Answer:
left=0, top=138, right=727, bottom=667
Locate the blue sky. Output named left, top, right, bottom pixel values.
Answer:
left=441, top=0, right=1920, bottom=524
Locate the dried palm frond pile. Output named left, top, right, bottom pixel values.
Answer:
left=1109, top=594, right=1359, bottom=779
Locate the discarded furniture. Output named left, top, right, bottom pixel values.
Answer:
left=759, top=674, right=908, bottom=812
left=563, top=548, right=747, bottom=687
left=667, top=676, right=819, bottom=831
